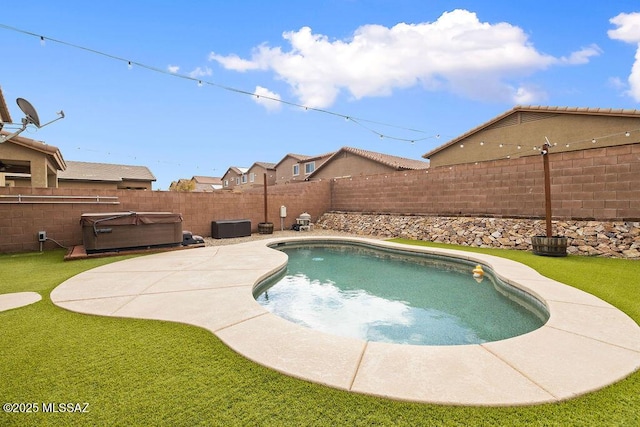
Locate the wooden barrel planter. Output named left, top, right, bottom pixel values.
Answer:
left=531, top=236, right=568, bottom=257
left=258, top=222, right=274, bottom=235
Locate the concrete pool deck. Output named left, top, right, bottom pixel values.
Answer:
left=50, top=236, right=640, bottom=406
left=0, top=291, right=41, bottom=312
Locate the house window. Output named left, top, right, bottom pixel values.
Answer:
left=250, top=173, right=255, bottom=182
left=223, top=179, right=229, bottom=187
left=241, top=174, right=247, bottom=184
left=236, top=177, right=240, bottom=185
left=292, top=164, right=300, bottom=176
left=304, top=161, right=315, bottom=174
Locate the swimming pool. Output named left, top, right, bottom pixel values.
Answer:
left=255, top=242, right=548, bottom=345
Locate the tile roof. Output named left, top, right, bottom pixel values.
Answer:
left=223, top=166, right=249, bottom=177
left=339, top=146, right=430, bottom=170
left=423, top=105, right=640, bottom=159
left=192, top=176, right=222, bottom=184
left=250, top=162, right=276, bottom=170
left=58, top=161, right=156, bottom=182
left=0, top=131, right=66, bottom=170
left=0, top=86, right=12, bottom=124
left=274, top=152, right=335, bottom=169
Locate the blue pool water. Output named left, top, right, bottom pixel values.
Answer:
left=255, top=243, right=548, bottom=346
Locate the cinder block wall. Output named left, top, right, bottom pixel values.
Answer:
left=0, top=181, right=331, bottom=253
left=330, top=144, right=640, bottom=220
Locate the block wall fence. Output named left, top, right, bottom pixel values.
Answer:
left=0, top=181, right=331, bottom=253
left=330, top=143, right=640, bottom=219
left=0, top=143, right=638, bottom=253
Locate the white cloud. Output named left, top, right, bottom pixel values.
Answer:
left=208, top=9, right=598, bottom=107
left=188, top=66, right=213, bottom=78
left=608, top=12, right=640, bottom=101
left=559, top=44, right=603, bottom=65
left=253, top=86, right=282, bottom=112
left=167, top=65, right=180, bottom=74
left=208, top=52, right=265, bottom=71
left=608, top=12, right=640, bottom=43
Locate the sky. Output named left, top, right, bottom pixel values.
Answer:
left=2, top=0, right=640, bottom=190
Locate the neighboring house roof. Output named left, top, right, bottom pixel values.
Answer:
left=422, top=105, right=640, bottom=159
left=58, top=161, right=156, bottom=183
left=0, top=131, right=66, bottom=171
left=340, top=146, right=430, bottom=170
left=222, top=166, right=248, bottom=177
left=274, top=152, right=334, bottom=169
left=192, top=175, right=222, bottom=184
left=250, top=161, right=276, bottom=170
left=0, top=86, right=12, bottom=124
left=307, top=146, right=429, bottom=180
left=191, top=175, right=222, bottom=191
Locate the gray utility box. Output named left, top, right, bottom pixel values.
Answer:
left=81, top=212, right=183, bottom=253
left=211, top=219, right=251, bottom=239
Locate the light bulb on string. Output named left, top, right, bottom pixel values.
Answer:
left=127, top=61, right=132, bottom=70
left=40, top=36, right=45, bottom=46
left=197, top=80, right=203, bottom=87
left=625, top=131, right=630, bottom=137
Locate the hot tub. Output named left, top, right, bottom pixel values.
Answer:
left=80, top=212, right=183, bottom=253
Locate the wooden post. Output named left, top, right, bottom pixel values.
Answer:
left=542, top=142, right=552, bottom=237
left=263, top=173, right=268, bottom=224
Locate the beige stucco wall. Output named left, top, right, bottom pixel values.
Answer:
left=275, top=157, right=305, bottom=184
left=0, top=142, right=58, bottom=188
left=247, top=166, right=276, bottom=187
left=429, top=114, right=640, bottom=168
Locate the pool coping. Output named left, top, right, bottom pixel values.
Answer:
left=50, top=236, right=640, bottom=406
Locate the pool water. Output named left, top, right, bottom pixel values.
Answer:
left=255, top=243, right=548, bottom=346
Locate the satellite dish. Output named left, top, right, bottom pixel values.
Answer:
left=16, top=98, right=41, bottom=128
left=0, top=96, right=63, bottom=143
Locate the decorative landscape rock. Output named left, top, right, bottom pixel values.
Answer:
left=316, top=212, right=640, bottom=259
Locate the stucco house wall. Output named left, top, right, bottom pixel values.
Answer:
left=0, top=135, right=62, bottom=188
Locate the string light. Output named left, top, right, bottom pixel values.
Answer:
left=453, top=128, right=638, bottom=161
left=127, top=61, right=132, bottom=70
left=39, top=35, right=45, bottom=46
left=0, top=23, right=438, bottom=145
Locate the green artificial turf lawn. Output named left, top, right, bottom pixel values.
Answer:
left=0, top=246, right=638, bottom=426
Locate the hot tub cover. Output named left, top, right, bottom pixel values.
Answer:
left=80, top=212, right=183, bottom=226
